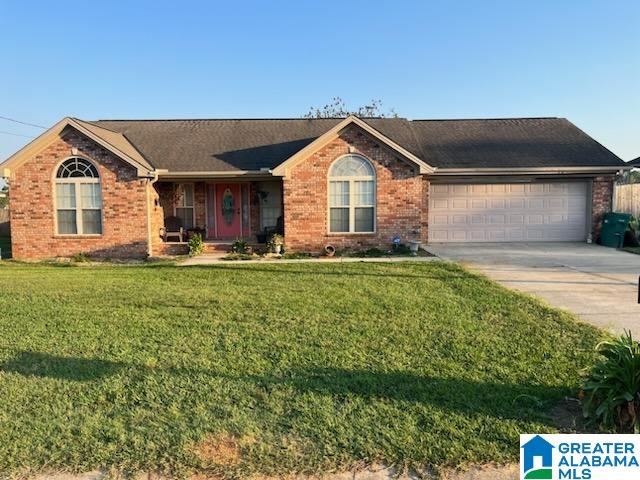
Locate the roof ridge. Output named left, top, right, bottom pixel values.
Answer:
left=78, top=118, right=123, bottom=135
left=93, top=117, right=410, bottom=122
left=93, top=116, right=560, bottom=123
left=410, top=117, right=561, bottom=122
left=95, top=117, right=351, bottom=122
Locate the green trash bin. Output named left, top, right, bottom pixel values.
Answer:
left=600, top=212, right=632, bottom=248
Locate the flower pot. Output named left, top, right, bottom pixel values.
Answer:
left=408, top=240, right=421, bottom=256
left=324, top=245, right=336, bottom=257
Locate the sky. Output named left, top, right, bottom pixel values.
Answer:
left=0, top=0, right=638, bottom=179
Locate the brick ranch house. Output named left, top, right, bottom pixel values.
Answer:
left=0, top=115, right=627, bottom=260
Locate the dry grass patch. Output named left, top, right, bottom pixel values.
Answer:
left=192, top=434, right=242, bottom=467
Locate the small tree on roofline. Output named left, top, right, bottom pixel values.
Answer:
left=303, top=97, right=399, bottom=118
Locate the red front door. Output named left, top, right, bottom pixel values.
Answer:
left=215, top=184, right=242, bottom=238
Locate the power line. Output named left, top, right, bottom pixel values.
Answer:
left=0, top=130, right=36, bottom=138
left=0, top=115, right=47, bottom=129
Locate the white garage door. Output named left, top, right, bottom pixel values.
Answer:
left=429, top=182, right=588, bottom=242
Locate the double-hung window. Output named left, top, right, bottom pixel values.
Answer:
left=174, top=184, right=195, bottom=229
left=55, top=158, right=102, bottom=235
left=328, top=155, right=376, bottom=233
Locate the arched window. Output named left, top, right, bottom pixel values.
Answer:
left=55, top=158, right=102, bottom=235
left=328, top=154, right=376, bottom=233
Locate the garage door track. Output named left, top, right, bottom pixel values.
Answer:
left=427, top=243, right=640, bottom=337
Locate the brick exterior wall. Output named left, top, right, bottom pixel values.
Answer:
left=9, top=132, right=150, bottom=260
left=283, top=124, right=428, bottom=253
left=591, top=175, right=615, bottom=241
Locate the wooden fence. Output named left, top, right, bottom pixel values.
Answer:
left=614, top=184, right=640, bottom=218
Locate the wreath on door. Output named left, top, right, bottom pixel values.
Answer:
left=221, top=188, right=235, bottom=225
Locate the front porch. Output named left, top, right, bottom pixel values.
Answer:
left=152, top=179, right=283, bottom=255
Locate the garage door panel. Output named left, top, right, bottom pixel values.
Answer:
left=452, top=215, right=467, bottom=225
left=509, top=214, right=524, bottom=224
left=429, top=182, right=587, bottom=243
left=432, top=199, right=449, bottom=209
left=432, top=214, right=449, bottom=225
left=528, top=198, right=545, bottom=209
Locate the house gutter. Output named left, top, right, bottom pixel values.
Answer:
left=156, top=170, right=274, bottom=180
left=431, top=166, right=628, bottom=176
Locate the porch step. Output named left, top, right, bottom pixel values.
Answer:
left=203, top=243, right=232, bottom=253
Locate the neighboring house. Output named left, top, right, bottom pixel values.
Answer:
left=0, top=115, right=627, bottom=260
left=629, top=157, right=640, bottom=166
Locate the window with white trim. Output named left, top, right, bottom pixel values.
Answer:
left=328, top=155, right=375, bottom=233
left=174, top=184, right=195, bottom=229
left=55, top=158, right=102, bottom=235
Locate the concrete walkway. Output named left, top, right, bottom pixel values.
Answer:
left=427, top=242, right=640, bottom=337
left=29, top=464, right=519, bottom=479
left=180, top=254, right=438, bottom=266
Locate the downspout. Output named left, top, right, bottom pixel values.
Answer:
left=146, top=170, right=159, bottom=257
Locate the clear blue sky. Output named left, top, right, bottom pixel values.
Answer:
left=0, top=0, right=638, bottom=168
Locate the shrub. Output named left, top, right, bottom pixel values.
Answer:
left=392, top=244, right=412, bottom=255
left=222, top=253, right=255, bottom=261
left=188, top=234, right=204, bottom=257
left=231, top=238, right=248, bottom=254
left=582, top=331, right=640, bottom=433
left=72, top=252, right=90, bottom=263
left=282, top=252, right=313, bottom=259
left=352, top=247, right=387, bottom=258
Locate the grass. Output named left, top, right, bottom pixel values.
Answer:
left=0, top=236, right=10, bottom=259
left=621, top=246, right=640, bottom=255
left=0, top=261, right=603, bottom=478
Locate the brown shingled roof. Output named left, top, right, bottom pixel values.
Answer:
left=88, top=117, right=624, bottom=172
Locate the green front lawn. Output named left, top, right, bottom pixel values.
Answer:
left=0, top=261, right=602, bottom=478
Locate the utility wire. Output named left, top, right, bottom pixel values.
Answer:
left=0, top=115, right=47, bottom=129
left=0, top=130, right=37, bottom=138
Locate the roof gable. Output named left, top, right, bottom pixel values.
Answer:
left=271, top=115, right=434, bottom=177
left=1, top=117, right=154, bottom=178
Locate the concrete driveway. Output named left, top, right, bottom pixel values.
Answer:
left=426, top=243, right=640, bottom=337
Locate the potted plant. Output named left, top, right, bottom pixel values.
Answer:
left=408, top=240, right=421, bottom=256
left=268, top=234, right=284, bottom=254
left=324, top=244, right=336, bottom=257
left=231, top=238, right=248, bottom=254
